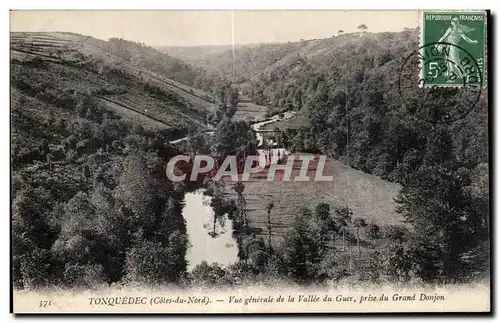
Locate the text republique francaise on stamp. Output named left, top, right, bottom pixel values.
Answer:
left=398, top=11, right=486, bottom=124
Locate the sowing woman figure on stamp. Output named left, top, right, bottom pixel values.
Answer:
left=435, top=17, right=478, bottom=81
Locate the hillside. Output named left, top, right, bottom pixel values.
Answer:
left=11, top=32, right=216, bottom=133
left=223, top=154, right=402, bottom=247
left=158, top=44, right=234, bottom=65
left=167, top=29, right=489, bottom=279
left=11, top=32, right=215, bottom=289
left=11, top=26, right=490, bottom=290
left=159, top=42, right=304, bottom=83
left=10, top=31, right=220, bottom=224
left=163, top=29, right=488, bottom=179
left=160, top=31, right=416, bottom=104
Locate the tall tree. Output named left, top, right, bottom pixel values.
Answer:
left=280, top=207, right=324, bottom=283
left=334, top=206, right=352, bottom=251
left=12, top=186, right=55, bottom=288
left=233, top=181, right=247, bottom=234
left=114, top=152, right=156, bottom=236
left=395, top=164, right=489, bottom=283
left=314, top=202, right=336, bottom=254
left=366, top=222, right=380, bottom=241
left=353, top=218, right=367, bottom=255
left=266, top=201, right=274, bottom=250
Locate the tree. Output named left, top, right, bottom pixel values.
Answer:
left=334, top=206, right=352, bottom=251
left=124, top=236, right=187, bottom=285
left=422, top=127, right=455, bottom=167
left=46, top=153, right=54, bottom=169
left=12, top=186, right=55, bottom=252
left=395, top=164, right=489, bottom=283
left=382, top=224, right=406, bottom=242
left=314, top=203, right=337, bottom=253
left=242, top=234, right=269, bottom=271
left=357, top=24, right=368, bottom=35
left=62, top=262, right=106, bottom=288
left=233, top=181, right=247, bottom=234
left=51, top=191, right=101, bottom=267
left=163, top=230, right=189, bottom=280
left=203, top=183, right=236, bottom=241
left=379, top=242, right=411, bottom=282
left=338, top=29, right=344, bottom=36
left=366, top=223, right=380, bottom=240
left=353, top=218, right=367, bottom=255
left=266, top=201, right=274, bottom=250
left=18, top=247, right=51, bottom=289
left=114, top=152, right=155, bottom=235
left=212, top=118, right=257, bottom=163
left=82, top=164, right=91, bottom=180
left=280, top=207, right=324, bottom=283
left=77, top=95, right=93, bottom=118
left=190, top=261, right=230, bottom=287
left=47, top=108, right=55, bottom=127
left=158, top=198, right=186, bottom=242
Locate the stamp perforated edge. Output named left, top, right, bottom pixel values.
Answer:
left=418, top=9, right=488, bottom=88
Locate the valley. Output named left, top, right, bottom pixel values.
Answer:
left=11, top=25, right=489, bottom=289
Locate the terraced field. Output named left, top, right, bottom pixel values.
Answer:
left=232, top=95, right=269, bottom=122
left=222, top=153, right=402, bottom=248
left=11, top=32, right=216, bottom=133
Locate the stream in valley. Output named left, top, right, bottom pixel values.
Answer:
left=182, top=112, right=295, bottom=270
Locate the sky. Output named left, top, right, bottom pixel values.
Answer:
left=10, top=10, right=420, bottom=46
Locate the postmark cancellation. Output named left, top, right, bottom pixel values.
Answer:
left=420, top=11, right=486, bottom=88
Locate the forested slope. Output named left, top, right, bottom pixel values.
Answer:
left=11, top=28, right=490, bottom=289
left=10, top=32, right=211, bottom=289
left=165, top=29, right=490, bottom=285
left=165, top=29, right=488, bottom=181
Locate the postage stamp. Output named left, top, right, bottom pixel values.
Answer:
left=398, top=41, right=483, bottom=124
left=420, top=11, right=486, bottom=87
left=398, top=11, right=487, bottom=124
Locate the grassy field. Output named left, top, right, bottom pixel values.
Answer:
left=227, top=94, right=401, bottom=248
left=259, top=112, right=309, bottom=130
left=232, top=95, right=269, bottom=122
left=222, top=153, right=402, bottom=247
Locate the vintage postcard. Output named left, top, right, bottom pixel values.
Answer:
left=10, top=10, right=491, bottom=314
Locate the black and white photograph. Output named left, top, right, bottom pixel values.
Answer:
left=9, top=9, right=491, bottom=313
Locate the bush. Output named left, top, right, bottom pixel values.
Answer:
left=381, top=224, right=408, bottom=242
left=124, top=233, right=188, bottom=285
left=190, top=261, right=233, bottom=287
left=19, top=247, right=51, bottom=289
left=366, top=223, right=381, bottom=240
left=62, top=262, right=107, bottom=288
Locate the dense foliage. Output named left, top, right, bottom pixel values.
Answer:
left=11, top=29, right=489, bottom=289
left=11, top=60, right=191, bottom=288
left=182, top=29, right=490, bottom=285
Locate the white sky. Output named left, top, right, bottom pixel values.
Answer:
left=10, top=10, right=420, bottom=46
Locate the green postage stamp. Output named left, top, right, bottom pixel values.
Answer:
left=420, top=11, right=486, bottom=87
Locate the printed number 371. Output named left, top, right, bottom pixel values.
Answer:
left=39, top=300, right=53, bottom=308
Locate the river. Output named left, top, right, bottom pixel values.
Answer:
left=184, top=189, right=238, bottom=271
left=251, top=111, right=296, bottom=147
left=181, top=111, right=295, bottom=271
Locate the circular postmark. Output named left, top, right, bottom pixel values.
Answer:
left=398, top=42, right=482, bottom=124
